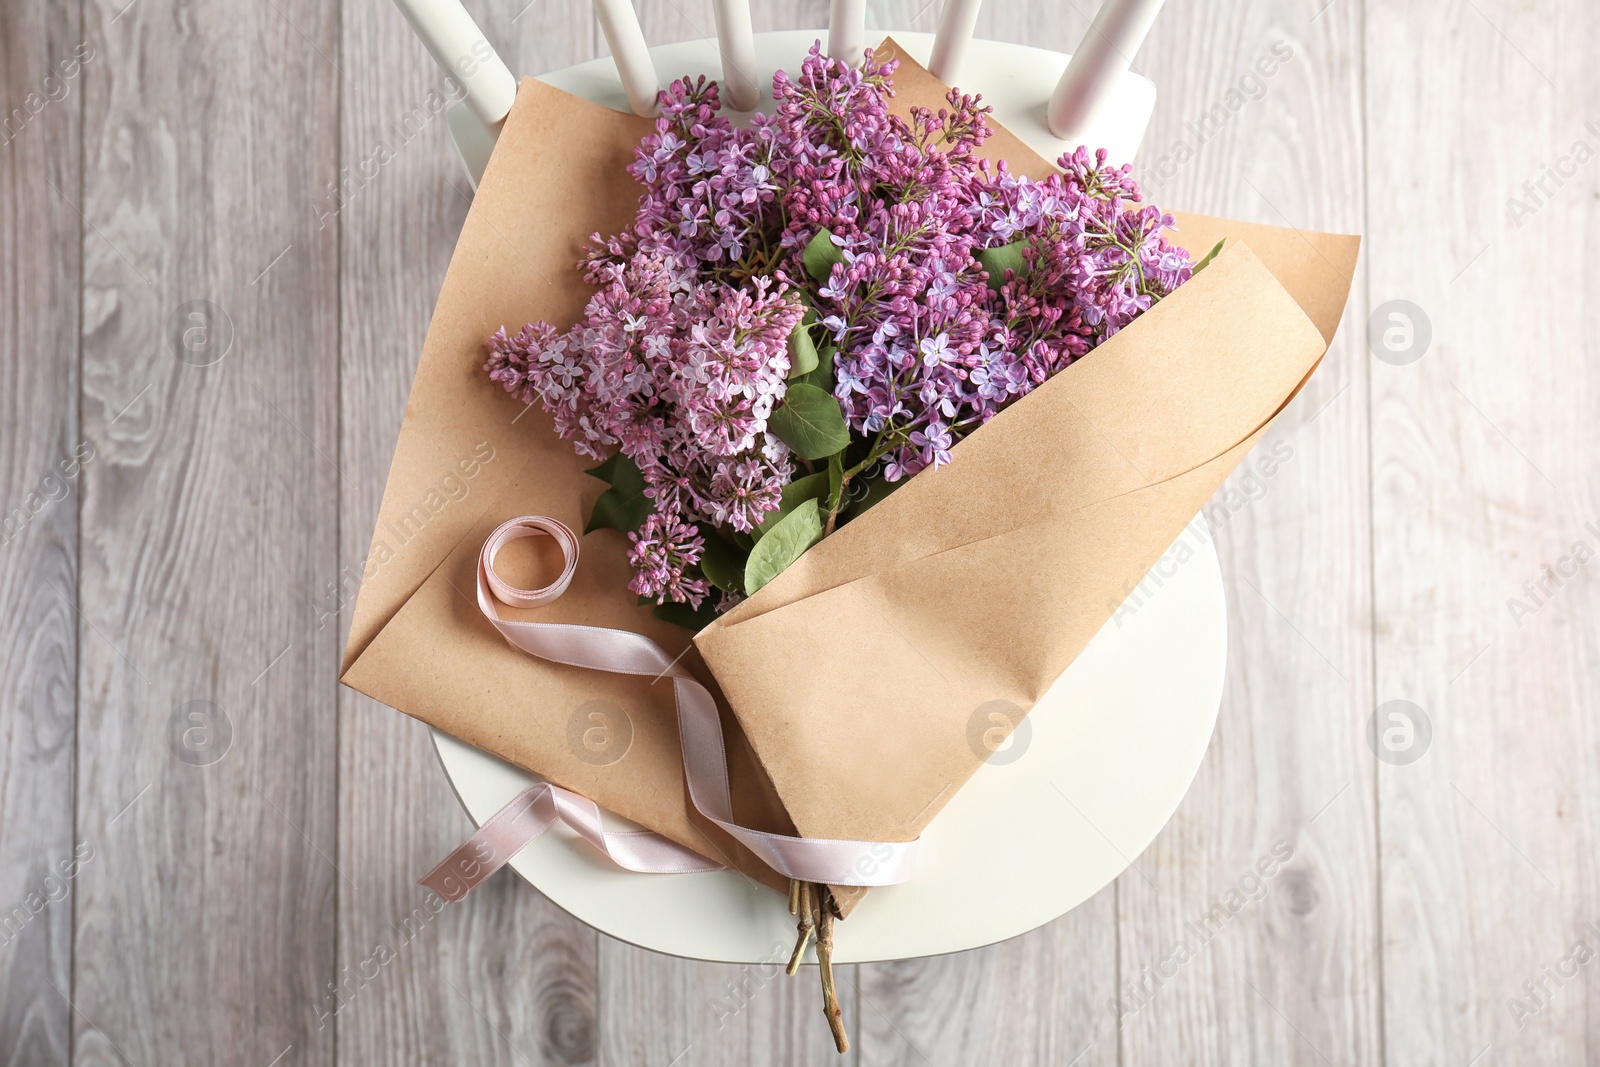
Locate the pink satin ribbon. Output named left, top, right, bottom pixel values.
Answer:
left=422, top=515, right=919, bottom=901
left=421, top=779, right=722, bottom=902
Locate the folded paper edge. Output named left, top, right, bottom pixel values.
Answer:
left=698, top=238, right=1330, bottom=637
left=339, top=79, right=655, bottom=680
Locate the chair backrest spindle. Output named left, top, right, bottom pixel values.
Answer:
left=712, top=0, right=760, bottom=110
left=1048, top=0, right=1165, bottom=141
left=390, top=1, right=1167, bottom=187
left=828, top=0, right=866, bottom=66
left=928, top=0, right=983, bottom=84
left=392, top=0, right=517, bottom=126
left=593, top=0, right=662, bottom=117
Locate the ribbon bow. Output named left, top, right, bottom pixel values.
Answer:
left=422, top=516, right=918, bottom=901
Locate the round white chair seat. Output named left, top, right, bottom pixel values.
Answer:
left=432, top=30, right=1221, bottom=965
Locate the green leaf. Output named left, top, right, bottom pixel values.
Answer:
left=584, top=453, right=651, bottom=534
left=976, top=240, right=1029, bottom=293
left=787, top=317, right=819, bottom=380
left=585, top=454, right=621, bottom=485
left=826, top=452, right=843, bottom=513
left=652, top=599, right=722, bottom=632
left=696, top=525, right=747, bottom=594
left=795, top=345, right=835, bottom=394
left=744, top=498, right=823, bottom=595
left=1191, top=238, right=1226, bottom=275
left=803, top=227, right=845, bottom=284
left=754, top=471, right=830, bottom=539
left=768, top=383, right=851, bottom=461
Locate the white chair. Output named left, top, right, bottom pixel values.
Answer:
left=392, top=0, right=1165, bottom=189
left=385, top=0, right=1234, bottom=968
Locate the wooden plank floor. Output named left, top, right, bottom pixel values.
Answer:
left=1, top=0, right=1595, bottom=1063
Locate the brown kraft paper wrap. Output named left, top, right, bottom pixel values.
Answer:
left=341, top=39, right=1359, bottom=913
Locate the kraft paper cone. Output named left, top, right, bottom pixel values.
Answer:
left=694, top=47, right=1358, bottom=910
left=342, top=39, right=1358, bottom=912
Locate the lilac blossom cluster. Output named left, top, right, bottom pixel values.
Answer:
left=794, top=58, right=1192, bottom=478
left=487, top=44, right=1194, bottom=611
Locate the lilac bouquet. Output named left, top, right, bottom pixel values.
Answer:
left=486, top=45, right=1202, bottom=630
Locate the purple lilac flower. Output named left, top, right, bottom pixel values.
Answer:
left=627, top=513, right=711, bottom=608
left=487, top=44, right=1193, bottom=604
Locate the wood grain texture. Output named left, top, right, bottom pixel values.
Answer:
left=857, top=898, right=1119, bottom=1067
left=70, top=0, right=340, bottom=1063
left=2, top=0, right=1599, bottom=1063
left=598, top=934, right=848, bottom=1066
left=1368, top=0, right=1600, bottom=1063
left=334, top=0, right=604, bottom=1064
left=1116, top=3, right=1379, bottom=1066
left=0, top=1, right=82, bottom=1064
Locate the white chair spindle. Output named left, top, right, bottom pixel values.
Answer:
left=391, top=0, right=517, bottom=126
left=1048, top=0, right=1165, bottom=141
left=593, top=0, right=662, bottom=117
left=828, top=0, right=866, bottom=66
left=391, top=0, right=1165, bottom=187
left=928, top=0, right=983, bottom=84
left=711, top=0, right=759, bottom=110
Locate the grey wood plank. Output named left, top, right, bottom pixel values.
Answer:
left=1112, top=4, right=1379, bottom=1066
left=598, top=935, right=850, bottom=1066
left=1367, top=0, right=1600, bottom=1062
left=0, top=1, right=84, bottom=1064
left=333, top=1, right=607, bottom=1064
left=1113, top=4, right=1388, bottom=1062
left=856, top=891, right=1119, bottom=1067
left=69, top=0, right=340, bottom=1062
